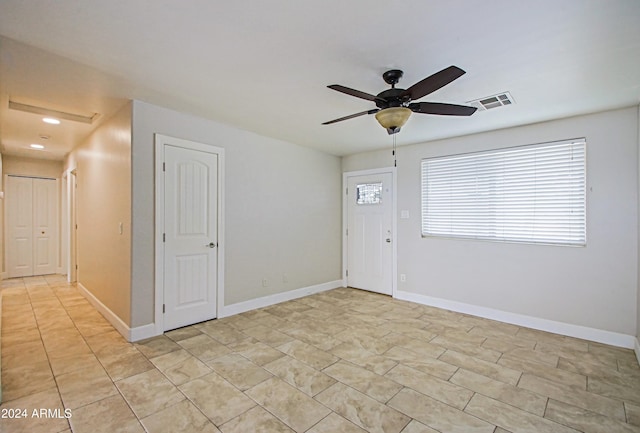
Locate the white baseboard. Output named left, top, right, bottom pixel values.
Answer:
left=219, top=280, right=343, bottom=318
left=635, top=337, right=640, bottom=366
left=79, top=280, right=342, bottom=342
left=78, top=283, right=157, bottom=342
left=395, top=290, right=635, bottom=349
left=78, top=283, right=131, bottom=339
left=130, top=323, right=158, bottom=342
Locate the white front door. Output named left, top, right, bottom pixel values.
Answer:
left=7, top=176, right=58, bottom=278
left=346, top=171, right=394, bottom=295
left=162, top=144, right=219, bottom=331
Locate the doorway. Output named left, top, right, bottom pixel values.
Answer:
left=63, top=169, right=78, bottom=282
left=343, top=168, right=396, bottom=296
left=5, top=175, right=59, bottom=278
left=155, top=135, right=225, bottom=332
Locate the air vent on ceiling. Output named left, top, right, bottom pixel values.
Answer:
left=467, top=92, right=515, bottom=111
left=8, top=100, right=99, bottom=124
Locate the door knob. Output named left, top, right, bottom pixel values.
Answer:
left=386, top=238, right=391, bottom=243
left=206, top=242, right=216, bottom=248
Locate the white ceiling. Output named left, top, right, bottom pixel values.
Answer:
left=1, top=0, right=639, bottom=159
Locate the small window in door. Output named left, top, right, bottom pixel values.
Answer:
left=356, top=182, right=382, bottom=205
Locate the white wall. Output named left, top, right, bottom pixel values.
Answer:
left=131, top=101, right=342, bottom=327
left=344, top=107, right=639, bottom=337
left=637, top=105, right=640, bottom=343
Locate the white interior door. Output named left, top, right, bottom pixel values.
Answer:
left=346, top=172, right=393, bottom=295
left=33, top=178, right=58, bottom=275
left=7, top=176, right=34, bottom=277
left=7, top=176, right=58, bottom=278
left=163, top=144, right=219, bottom=331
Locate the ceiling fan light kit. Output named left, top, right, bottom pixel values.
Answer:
left=323, top=65, right=477, bottom=134
left=375, top=107, right=411, bottom=134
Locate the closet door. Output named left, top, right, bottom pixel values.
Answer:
left=7, top=176, right=34, bottom=278
left=7, top=176, right=58, bottom=278
left=32, top=178, right=58, bottom=275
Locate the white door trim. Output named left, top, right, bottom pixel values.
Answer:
left=61, top=171, right=68, bottom=276
left=154, top=134, right=225, bottom=336
left=342, top=167, right=397, bottom=297
left=63, top=168, right=78, bottom=282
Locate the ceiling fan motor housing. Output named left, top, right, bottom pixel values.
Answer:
left=375, top=88, right=411, bottom=109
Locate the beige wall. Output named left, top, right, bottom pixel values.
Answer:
left=2, top=155, right=63, bottom=178
left=0, top=153, right=2, bottom=275
left=65, top=102, right=133, bottom=325
left=1, top=155, right=63, bottom=275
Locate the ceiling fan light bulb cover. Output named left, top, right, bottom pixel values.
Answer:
left=375, top=107, right=411, bottom=129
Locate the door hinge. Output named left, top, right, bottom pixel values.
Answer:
left=346, top=269, right=348, bottom=277
left=163, top=162, right=166, bottom=172
left=346, top=187, right=348, bottom=195
left=163, top=304, right=165, bottom=313
left=75, top=264, right=78, bottom=270
left=163, top=233, right=166, bottom=242
left=346, top=228, right=348, bottom=236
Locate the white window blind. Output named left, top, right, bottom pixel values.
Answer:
left=421, top=139, right=586, bottom=246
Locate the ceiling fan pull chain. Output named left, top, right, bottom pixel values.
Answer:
left=393, top=133, right=397, bottom=167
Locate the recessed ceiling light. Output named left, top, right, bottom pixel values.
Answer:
left=43, top=117, right=61, bottom=125
left=30, top=144, right=45, bottom=149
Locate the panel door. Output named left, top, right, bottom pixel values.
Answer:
left=33, top=178, right=58, bottom=275
left=163, top=144, right=218, bottom=331
left=346, top=172, right=393, bottom=295
left=7, top=176, right=34, bottom=278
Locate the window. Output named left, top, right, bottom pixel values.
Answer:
left=421, top=139, right=586, bottom=246
left=356, top=182, right=383, bottom=205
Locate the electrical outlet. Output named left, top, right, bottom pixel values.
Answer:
left=262, top=278, right=269, bottom=287
left=400, top=274, right=406, bottom=282
left=283, top=273, right=289, bottom=283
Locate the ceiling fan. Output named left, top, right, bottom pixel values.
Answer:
left=322, top=66, right=477, bottom=134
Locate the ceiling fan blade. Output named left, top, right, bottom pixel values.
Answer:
left=409, top=102, right=477, bottom=116
left=403, top=66, right=466, bottom=100
left=327, top=84, right=380, bottom=102
left=322, top=109, right=379, bottom=125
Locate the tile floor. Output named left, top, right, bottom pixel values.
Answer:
left=1, top=275, right=640, bottom=433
